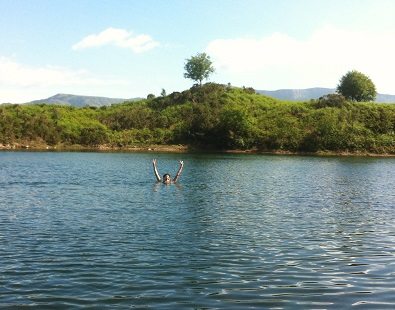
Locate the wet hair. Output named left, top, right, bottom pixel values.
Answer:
left=163, top=173, right=171, bottom=179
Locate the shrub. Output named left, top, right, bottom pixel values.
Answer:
left=315, top=94, right=348, bottom=108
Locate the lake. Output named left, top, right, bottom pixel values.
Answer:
left=0, top=151, right=394, bottom=309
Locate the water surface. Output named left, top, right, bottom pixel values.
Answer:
left=0, top=152, right=394, bottom=308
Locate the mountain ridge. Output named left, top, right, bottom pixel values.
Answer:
left=28, top=93, right=134, bottom=107
left=257, top=87, right=395, bottom=103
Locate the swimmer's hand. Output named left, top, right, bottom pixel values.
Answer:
left=173, top=160, right=184, bottom=183
left=152, top=159, right=161, bottom=182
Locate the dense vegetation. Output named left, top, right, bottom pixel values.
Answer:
left=1, top=83, right=394, bottom=154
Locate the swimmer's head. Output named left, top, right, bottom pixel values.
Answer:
left=163, top=174, right=171, bottom=183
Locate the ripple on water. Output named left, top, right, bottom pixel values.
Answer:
left=0, top=152, right=395, bottom=308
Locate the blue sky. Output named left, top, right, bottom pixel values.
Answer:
left=1, top=0, right=395, bottom=103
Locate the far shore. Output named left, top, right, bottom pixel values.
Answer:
left=1, top=142, right=394, bottom=158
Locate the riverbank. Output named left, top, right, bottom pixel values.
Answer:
left=0, top=142, right=188, bottom=153
left=1, top=142, right=394, bottom=157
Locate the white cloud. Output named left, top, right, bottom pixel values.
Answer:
left=0, top=56, right=129, bottom=103
left=72, top=27, right=159, bottom=53
left=206, top=25, right=395, bottom=93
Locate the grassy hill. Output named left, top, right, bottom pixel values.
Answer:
left=1, top=83, right=394, bottom=155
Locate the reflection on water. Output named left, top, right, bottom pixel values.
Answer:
left=0, top=152, right=394, bottom=308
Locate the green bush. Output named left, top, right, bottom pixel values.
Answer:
left=314, top=93, right=348, bottom=108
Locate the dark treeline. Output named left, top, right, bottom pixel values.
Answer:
left=1, top=83, right=394, bottom=154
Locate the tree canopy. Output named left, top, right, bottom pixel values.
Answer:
left=337, top=70, right=376, bottom=102
left=184, top=53, right=215, bottom=86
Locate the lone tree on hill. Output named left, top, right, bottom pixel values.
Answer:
left=337, top=70, right=376, bottom=102
left=184, top=52, right=215, bottom=86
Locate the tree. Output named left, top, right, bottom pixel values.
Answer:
left=337, top=70, right=376, bottom=102
left=184, top=52, right=215, bottom=86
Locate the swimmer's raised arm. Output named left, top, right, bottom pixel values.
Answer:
left=152, top=159, right=161, bottom=182
left=173, top=160, right=184, bottom=183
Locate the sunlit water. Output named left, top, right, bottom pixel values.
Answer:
left=0, top=151, right=394, bottom=309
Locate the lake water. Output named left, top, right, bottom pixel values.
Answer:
left=0, top=151, right=394, bottom=309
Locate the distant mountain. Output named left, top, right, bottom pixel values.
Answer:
left=28, top=93, right=134, bottom=107
left=257, top=87, right=395, bottom=103
left=257, top=87, right=333, bottom=101
left=375, top=93, right=395, bottom=103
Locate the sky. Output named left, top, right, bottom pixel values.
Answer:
left=1, top=0, right=395, bottom=103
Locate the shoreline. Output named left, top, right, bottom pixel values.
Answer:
left=1, top=142, right=394, bottom=157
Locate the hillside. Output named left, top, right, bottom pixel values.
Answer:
left=1, top=83, right=394, bottom=155
left=257, top=88, right=395, bottom=103
left=28, top=93, right=131, bottom=107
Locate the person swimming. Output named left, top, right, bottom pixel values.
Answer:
left=152, top=159, right=184, bottom=184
